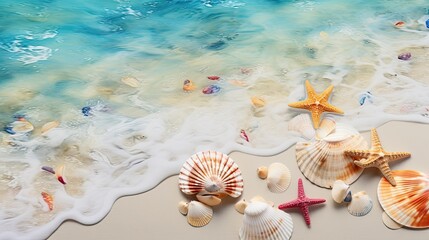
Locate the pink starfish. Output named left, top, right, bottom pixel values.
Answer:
left=278, top=178, right=325, bottom=226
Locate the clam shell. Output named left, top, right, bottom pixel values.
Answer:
left=315, top=117, right=336, bottom=140
left=296, top=133, right=367, bottom=188
left=288, top=114, right=315, bottom=140
left=266, top=162, right=291, bottom=193
left=196, top=194, right=222, bottom=206
left=187, top=201, right=213, bottom=227
left=235, top=199, right=248, bottom=214
left=377, top=170, right=429, bottom=228
left=179, top=150, right=244, bottom=198
left=178, top=201, right=189, bottom=215
left=41, top=121, right=60, bottom=134
left=251, top=96, right=266, bottom=108
left=347, top=191, right=373, bottom=217
left=257, top=166, right=268, bottom=179
left=382, top=211, right=403, bottom=230
left=331, top=180, right=351, bottom=204
left=8, top=119, right=34, bottom=134
left=239, top=201, right=293, bottom=240
left=121, top=76, right=140, bottom=88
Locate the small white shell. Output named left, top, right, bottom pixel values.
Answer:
left=239, top=201, right=293, bottom=240
left=315, top=117, right=336, bottom=139
left=331, top=180, right=351, bottom=204
left=235, top=199, right=248, bottom=214
left=178, top=201, right=189, bottom=215
left=196, top=194, right=222, bottom=206
left=347, top=191, right=373, bottom=217
left=288, top=114, right=315, bottom=140
left=257, top=166, right=268, bottom=179
left=382, top=211, right=403, bottom=230
left=121, top=76, right=141, bottom=88
left=187, top=201, right=213, bottom=227
left=266, top=162, right=291, bottom=193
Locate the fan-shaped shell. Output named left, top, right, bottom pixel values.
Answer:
left=266, top=162, right=291, bottom=193
left=322, top=123, right=359, bottom=142
left=377, top=170, right=429, bottom=228
left=347, top=191, right=373, bottom=217
left=296, top=133, right=367, bottom=188
left=288, top=114, right=315, bottom=140
left=186, top=201, right=213, bottom=227
left=235, top=199, right=248, bottom=214
left=331, top=180, right=351, bottom=204
left=382, top=211, right=403, bottom=230
left=239, top=201, right=293, bottom=240
left=315, top=117, right=336, bottom=140
left=179, top=151, right=244, bottom=198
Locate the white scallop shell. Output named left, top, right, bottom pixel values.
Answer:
left=288, top=114, right=315, bottom=140
left=179, top=151, right=244, bottom=198
left=331, top=180, right=351, bottom=204
left=239, top=201, right=293, bottom=240
left=347, top=191, right=373, bottom=217
left=315, top=117, right=336, bottom=140
left=321, top=123, right=359, bottom=142
left=266, top=162, right=291, bottom=193
left=382, top=211, right=403, bottom=230
left=296, top=133, right=367, bottom=188
left=187, top=201, right=213, bottom=227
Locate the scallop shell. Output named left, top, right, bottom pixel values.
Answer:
left=382, top=211, right=403, bottom=230
left=288, top=114, right=315, bottom=140
left=196, top=193, right=222, bottom=206
left=296, top=132, right=367, bottom=188
left=178, top=201, right=189, bottom=215
left=315, top=117, right=336, bottom=140
left=347, top=191, right=373, bottom=217
left=257, top=166, right=268, bottom=179
left=121, top=76, right=140, bottom=88
left=377, top=170, right=429, bottom=228
left=239, top=201, right=293, bottom=240
left=321, top=123, right=359, bottom=142
left=331, top=180, right=351, bottom=204
left=186, top=201, right=213, bottom=227
left=266, top=162, right=291, bottom=193
left=179, top=151, right=244, bottom=198
left=6, top=118, right=34, bottom=134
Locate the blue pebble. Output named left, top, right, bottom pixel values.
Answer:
left=81, top=106, right=92, bottom=116
left=4, top=126, right=16, bottom=135
left=426, top=18, right=429, bottom=28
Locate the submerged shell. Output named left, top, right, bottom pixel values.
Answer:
left=41, top=121, right=60, bottom=134
left=347, top=191, right=373, bottom=217
left=331, top=180, right=351, bottom=204
left=5, top=118, right=34, bottom=135
left=266, top=162, right=291, bottom=193
left=251, top=96, right=266, bottom=108
left=288, top=114, right=316, bottom=140
left=187, top=201, right=213, bottom=227
left=296, top=133, right=367, bottom=188
left=239, top=201, right=293, bottom=240
left=378, top=170, right=429, bottom=229
left=121, top=76, right=140, bottom=88
left=179, top=151, right=244, bottom=198
left=382, top=211, right=403, bottom=230
left=183, top=79, right=196, bottom=91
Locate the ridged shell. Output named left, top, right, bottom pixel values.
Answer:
left=347, top=191, right=373, bottom=217
left=296, top=133, right=367, bottom=188
left=239, top=201, right=293, bottom=240
left=315, top=117, right=336, bottom=140
left=377, top=170, right=429, bottom=229
left=7, top=119, right=34, bottom=134
left=179, top=151, right=244, bottom=198
left=187, top=201, right=213, bottom=227
left=266, top=163, right=291, bottom=193
left=382, top=211, right=403, bottom=230
left=288, top=114, right=315, bottom=140
left=196, top=194, right=222, bottom=206
left=331, top=180, right=351, bottom=204
left=322, top=123, right=359, bottom=142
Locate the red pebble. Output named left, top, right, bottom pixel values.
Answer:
left=207, top=76, right=220, bottom=80
left=57, top=176, right=66, bottom=185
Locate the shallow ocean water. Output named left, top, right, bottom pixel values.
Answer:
left=0, top=0, right=429, bottom=239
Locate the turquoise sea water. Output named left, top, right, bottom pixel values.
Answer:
left=1, top=0, right=429, bottom=239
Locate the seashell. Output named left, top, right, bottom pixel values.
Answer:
left=56, top=165, right=66, bottom=185
left=296, top=132, right=367, bottom=188
left=207, top=76, right=220, bottom=80
left=377, top=170, right=429, bottom=228
left=41, top=192, right=54, bottom=211
left=178, top=201, right=189, bottom=215
left=257, top=166, right=268, bottom=179
left=121, top=76, right=140, bottom=88
left=359, top=91, right=373, bottom=106
left=229, top=80, right=248, bottom=87
left=178, top=151, right=244, bottom=199
left=266, top=162, right=291, bottom=193
left=239, top=201, right=293, bottom=240
left=321, top=123, right=360, bottom=142
left=288, top=114, right=316, bottom=140
left=398, top=52, right=411, bottom=61
left=240, top=129, right=249, bottom=142
left=394, top=21, right=405, bottom=28
left=41, top=121, right=60, bottom=134
left=202, top=84, right=221, bottom=94
left=186, top=201, right=213, bottom=227
left=235, top=199, right=248, bottom=214
left=315, top=117, right=336, bottom=139
left=331, top=180, right=351, bottom=204
left=196, top=194, right=222, bottom=206
left=251, top=96, right=265, bottom=108
left=183, top=79, right=196, bottom=91
left=382, top=211, right=403, bottom=230
left=347, top=191, right=373, bottom=217
left=41, top=166, right=55, bottom=175
left=5, top=118, right=34, bottom=135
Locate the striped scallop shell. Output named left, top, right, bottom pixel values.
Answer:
left=347, top=191, right=373, bottom=217
left=377, top=170, right=429, bottom=229
left=179, top=151, right=244, bottom=198
left=239, top=201, right=293, bottom=240
left=186, top=201, right=213, bottom=227
left=296, top=130, right=367, bottom=188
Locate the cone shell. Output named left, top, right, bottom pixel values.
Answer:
left=187, top=201, right=213, bottom=227
left=179, top=151, right=244, bottom=198
left=288, top=114, right=315, bottom=140
left=266, top=163, right=291, bottom=193
left=382, top=211, right=403, bottom=230
left=296, top=133, right=367, bottom=188
left=347, top=191, right=373, bottom=217
left=331, top=180, right=351, bottom=204
left=239, top=201, right=293, bottom=240
left=378, top=170, right=429, bottom=228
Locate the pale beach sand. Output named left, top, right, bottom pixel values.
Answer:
left=49, top=121, right=429, bottom=240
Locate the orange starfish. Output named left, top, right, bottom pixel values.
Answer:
left=344, top=128, right=411, bottom=186
left=288, top=80, right=343, bottom=129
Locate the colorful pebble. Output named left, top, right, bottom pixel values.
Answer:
left=202, top=85, right=221, bottom=94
